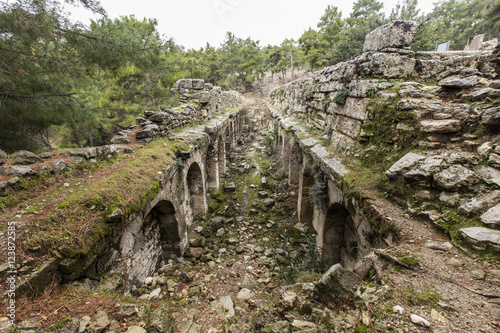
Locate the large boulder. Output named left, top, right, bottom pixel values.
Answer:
left=13, top=150, right=42, bottom=165
left=404, top=156, right=444, bottom=182
left=369, top=53, right=416, bottom=78
left=315, top=264, right=361, bottom=307
left=68, top=147, right=98, bottom=159
left=439, top=76, right=478, bottom=88
left=363, top=20, right=418, bottom=52
left=385, top=153, right=425, bottom=179
left=482, top=107, right=500, bottom=127
left=480, top=205, right=500, bottom=228
left=136, top=123, right=159, bottom=140
left=0, top=165, right=37, bottom=177
left=0, top=149, right=7, bottom=165
left=460, top=227, right=500, bottom=251
left=433, top=165, right=478, bottom=190
left=459, top=191, right=500, bottom=215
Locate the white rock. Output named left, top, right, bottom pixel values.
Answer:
left=478, top=142, right=493, bottom=157
left=480, top=204, right=500, bottom=228
left=149, top=287, right=161, bottom=299
left=219, top=295, right=235, bottom=318
left=411, top=314, right=430, bottom=327
left=393, top=305, right=404, bottom=314
left=236, top=288, right=254, bottom=300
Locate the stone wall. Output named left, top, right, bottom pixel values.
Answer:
left=269, top=21, right=500, bottom=257
left=111, top=79, right=242, bottom=144
left=13, top=81, right=248, bottom=294
left=89, top=103, right=247, bottom=288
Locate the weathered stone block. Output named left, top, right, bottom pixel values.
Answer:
left=460, top=227, right=500, bottom=251
left=482, top=107, right=500, bottom=127
left=13, top=150, right=42, bottom=165
left=420, top=119, right=462, bottom=133
left=439, top=76, right=478, bottom=88
left=385, top=153, right=425, bottom=179
left=434, top=165, right=478, bottom=190
left=0, top=165, right=37, bottom=177
left=363, top=20, right=418, bottom=52
left=370, top=53, right=416, bottom=78
left=176, top=79, right=193, bottom=89
left=480, top=205, right=500, bottom=228
left=191, top=79, right=205, bottom=90
left=315, top=264, right=361, bottom=306
left=335, top=115, right=362, bottom=138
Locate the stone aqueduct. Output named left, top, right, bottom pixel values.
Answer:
left=92, top=105, right=249, bottom=287
left=21, top=19, right=500, bottom=292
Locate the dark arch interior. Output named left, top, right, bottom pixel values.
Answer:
left=187, top=162, right=205, bottom=219
left=153, top=200, right=180, bottom=261
left=323, top=203, right=357, bottom=267
left=206, top=143, right=218, bottom=190
left=300, top=174, right=315, bottom=224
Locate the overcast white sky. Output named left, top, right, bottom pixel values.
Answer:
left=67, top=0, right=438, bottom=49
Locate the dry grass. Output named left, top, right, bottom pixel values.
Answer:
left=1, top=281, right=128, bottom=329
left=22, top=139, right=187, bottom=257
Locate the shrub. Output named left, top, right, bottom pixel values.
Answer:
left=309, top=174, right=328, bottom=207
left=333, top=87, right=349, bottom=105
left=304, top=87, right=314, bottom=101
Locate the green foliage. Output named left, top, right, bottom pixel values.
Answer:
left=412, top=0, right=496, bottom=51
left=304, top=87, right=314, bottom=101
left=176, top=157, right=187, bottom=170
left=309, top=174, right=328, bottom=207
left=333, top=87, right=349, bottom=106
left=274, top=227, right=329, bottom=283
left=397, top=255, right=419, bottom=267
left=403, top=288, right=442, bottom=307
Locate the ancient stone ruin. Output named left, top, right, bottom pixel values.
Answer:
left=1, top=21, right=499, bottom=333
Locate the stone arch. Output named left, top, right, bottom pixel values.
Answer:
left=298, top=172, right=315, bottom=225
left=206, top=142, right=219, bottom=190
left=322, top=203, right=357, bottom=267
left=186, top=162, right=206, bottom=220
left=218, top=135, right=227, bottom=174
left=152, top=200, right=181, bottom=262
left=225, top=127, right=232, bottom=159
left=288, top=141, right=302, bottom=185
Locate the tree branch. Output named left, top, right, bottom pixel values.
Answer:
left=0, top=92, right=77, bottom=99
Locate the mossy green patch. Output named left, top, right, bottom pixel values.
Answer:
left=23, top=139, right=189, bottom=257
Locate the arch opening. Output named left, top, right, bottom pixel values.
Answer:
left=322, top=203, right=357, bottom=267
left=152, top=200, right=181, bottom=262
left=206, top=143, right=219, bottom=190
left=299, top=174, right=315, bottom=225
left=187, top=162, right=205, bottom=219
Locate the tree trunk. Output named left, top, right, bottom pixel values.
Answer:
left=88, top=129, right=93, bottom=147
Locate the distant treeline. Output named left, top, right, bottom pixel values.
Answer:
left=0, top=0, right=498, bottom=152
